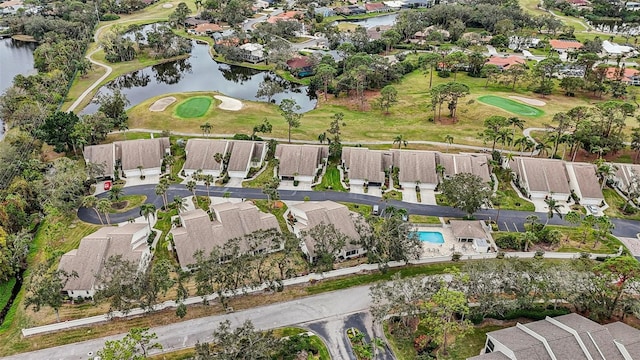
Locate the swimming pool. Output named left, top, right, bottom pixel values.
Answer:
left=414, top=231, right=445, bottom=244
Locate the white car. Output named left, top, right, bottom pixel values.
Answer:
left=587, top=205, right=600, bottom=215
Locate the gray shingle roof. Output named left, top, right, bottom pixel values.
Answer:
left=227, top=141, right=256, bottom=172
left=437, top=153, right=491, bottom=182
left=183, top=139, right=228, bottom=172
left=115, top=138, right=170, bottom=171
left=275, top=144, right=328, bottom=177
left=172, top=202, right=280, bottom=268
left=511, top=157, right=570, bottom=194
left=291, top=201, right=362, bottom=258
left=475, top=314, right=639, bottom=360
left=342, top=147, right=388, bottom=183
left=58, top=223, right=148, bottom=292
left=450, top=220, right=487, bottom=240
left=392, top=150, right=438, bottom=185
left=83, top=144, right=115, bottom=178
left=571, top=163, right=603, bottom=200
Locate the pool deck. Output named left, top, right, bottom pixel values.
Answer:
left=414, top=225, right=490, bottom=258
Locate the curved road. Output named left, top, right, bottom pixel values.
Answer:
left=79, top=184, right=640, bottom=238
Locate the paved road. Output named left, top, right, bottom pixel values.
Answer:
left=79, top=184, right=640, bottom=238
left=3, top=286, right=373, bottom=360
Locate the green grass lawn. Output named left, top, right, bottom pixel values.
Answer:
left=108, top=194, right=147, bottom=213
left=314, top=164, right=347, bottom=192
left=243, top=160, right=277, bottom=188
left=340, top=202, right=373, bottom=217
left=0, top=278, right=16, bottom=321
left=253, top=199, right=290, bottom=233
left=152, top=208, right=178, bottom=266
left=547, top=225, right=626, bottom=254
left=382, top=190, right=403, bottom=201
left=477, top=95, right=544, bottom=117
left=409, top=215, right=441, bottom=224
left=174, top=96, right=213, bottom=119
left=603, top=188, right=640, bottom=221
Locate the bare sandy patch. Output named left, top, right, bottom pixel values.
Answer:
left=162, top=3, right=174, bottom=8
left=149, top=96, right=176, bottom=112
left=214, top=95, right=243, bottom=111
left=509, top=96, right=546, bottom=106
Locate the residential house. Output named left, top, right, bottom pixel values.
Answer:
left=286, top=56, right=315, bottom=77
left=549, top=39, right=583, bottom=53
left=392, top=150, right=438, bottom=190
left=342, top=147, right=393, bottom=186
left=366, top=25, right=393, bottom=41
left=57, top=223, right=151, bottom=298
left=509, top=157, right=571, bottom=201
left=288, top=201, right=365, bottom=262
left=566, top=163, right=604, bottom=206
left=601, top=40, right=635, bottom=56
left=436, top=153, right=491, bottom=182
left=171, top=202, right=281, bottom=269
left=191, top=23, right=222, bottom=36
left=485, top=55, right=526, bottom=71
left=470, top=313, right=640, bottom=359
left=566, top=0, right=590, bottom=7
left=116, top=138, right=171, bottom=178
left=84, top=144, right=116, bottom=179
left=605, top=67, right=640, bottom=86
left=365, top=2, right=389, bottom=13
left=402, top=0, right=432, bottom=8
left=509, top=35, right=540, bottom=50
left=627, top=1, right=640, bottom=11
left=226, top=141, right=266, bottom=179
left=314, top=6, right=335, bottom=17
left=183, top=139, right=229, bottom=177
left=184, top=17, right=208, bottom=28
left=383, top=1, right=404, bottom=9
left=450, top=220, right=492, bottom=253
left=238, top=43, right=265, bottom=63
left=275, top=144, right=328, bottom=184
left=613, top=163, right=640, bottom=195
left=267, top=10, right=301, bottom=24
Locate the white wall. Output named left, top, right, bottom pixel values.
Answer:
left=228, top=170, right=248, bottom=179
left=184, top=168, right=221, bottom=178
left=124, top=167, right=161, bottom=178
left=295, top=175, right=315, bottom=183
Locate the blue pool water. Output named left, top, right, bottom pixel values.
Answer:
left=415, top=231, right=445, bottom=244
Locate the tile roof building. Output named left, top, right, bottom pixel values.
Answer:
left=605, top=67, right=640, bottom=86
left=171, top=201, right=281, bottom=269
left=510, top=157, right=571, bottom=201
left=549, top=39, right=583, bottom=52
left=57, top=223, right=151, bottom=298
left=566, top=162, right=604, bottom=205
left=486, top=55, right=526, bottom=71
left=275, top=144, right=328, bottom=183
left=342, top=147, right=393, bottom=186
left=437, top=153, right=491, bottom=182
left=182, top=139, right=266, bottom=179
left=289, top=201, right=365, bottom=262
left=470, top=313, right=640, bottom=360
left=392, top=150, right=439, bottom=190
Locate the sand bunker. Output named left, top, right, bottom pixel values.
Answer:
left=162, top=3, right=174, bottom=8
left=149, top=96, right=176, bottom=112
left=509, top=96, right=547, bottom=106
left=214, top=95, right=243, bottom=111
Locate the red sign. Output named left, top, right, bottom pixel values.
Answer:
left=104, top=181, right=112, bottom=191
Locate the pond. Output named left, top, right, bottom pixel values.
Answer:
left=82, top=41, right=317, bottom=114
left=0, top=38, right=37, bottom=138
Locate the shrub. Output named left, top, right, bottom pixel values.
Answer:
left=293, top=180, right=299, bottom=186
left=496, top=251, right=505, bottom=259
left=451, top=252, right=462, bottom=261
left=222, top=173, right=230, bottom=184
left=495, top=233, right=521, bottom=250
left=232, top=133, right=252, bottom=140
left=437, top=69, right=451, bottom=78
left=304, top=196, right=310, bottom=201
left=534, top=250, right=545, bottom=259
left=100, top=13, right=120, bottom=21
left=381, top=185, right=387, bottom=191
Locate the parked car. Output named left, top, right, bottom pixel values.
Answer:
left=372, top=205, right=379, bottom=216
left=587, top=205, right=600, bottom=215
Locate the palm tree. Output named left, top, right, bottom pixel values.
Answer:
left=535, top=142, right=550, bottom=158
left=108, top=185, right=124, bottom=203
left=544, top=197, right=563, bottom=227
left=591, top=145, right=609, bottom=159
left=173, top=196, right=187, bottom=213
left=200, top=122, right=212, bottom=137
left=97, top=199, right=112, bottom=225
left=163, top=155, right=175, bottom=175
left=155, top=181, right=169, bottom=209
left=508, top=117, right=525, bottom=141
left=444, top=134, right=454, bottom=152
left=498, top=128, right=513, bottom=152
left=596, top=161, right=617, bottom=190
left=318, top=132, right=327, bottom=144
left=139, top=203, right=157, bottom=232
left=82, top=195, right=103, bottom=225
left=436, top=164, right=446, bottom=181
left=393, top=135, right=408, bottom=149
left=186, top=180, right=197, bottom=207
left=525, top=214, right=540, bottom=231
left=203, top=174, right=214, bottom=197
left=520, top=231, right=538, bottom=252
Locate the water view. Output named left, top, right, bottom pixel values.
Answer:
left=347, top=13, right=398, bottom=29
left=82, top=41, right=317, bottom=114
left=0, top=38, right=37, bottom=138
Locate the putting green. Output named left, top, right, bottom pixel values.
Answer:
left=478, top=95, right=544, bottom=117
left=175, top=96, right=212, bottom=118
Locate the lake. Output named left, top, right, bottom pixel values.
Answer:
left=347, top=13, right=398, bottom=28
left=0, top=38, right=37, bottom=138
left=82, top=41, right=317, bottom=114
